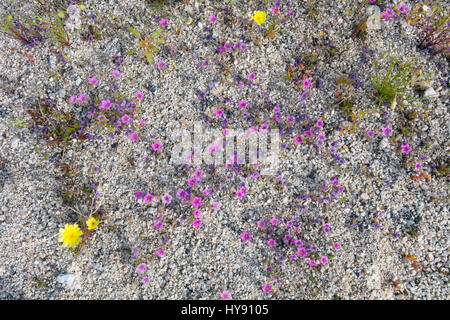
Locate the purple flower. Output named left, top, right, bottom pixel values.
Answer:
left=398, top=5, right=409, bottom=14
left=240, top=231, right=252, bottom=242
left=161, top=193, right=172, bottom=204
left=415, top=161, right=423, bottom=171
left=320, top=256, right=329, bottom=265
left=136, top=263, right=146, bottom=274
left=401, top=143, right=412, bottom=155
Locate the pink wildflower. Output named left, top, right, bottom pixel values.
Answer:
left=262, top=284, right=272, bottom=293
left=88, top=76, right=98, bottom=85
left=130, top=132, right=138, bottom=142
left=192, top=197, right=202, bottom=208
left=144, top=193, right=154, bottom=203
left=152, top=141, right=161, bottom=151
left=415, top=161, right=423, bottom=171
left=136, top=263, right=146, bottom=274
left=155, top=249, right=165, bottom=257
left=136, top=91, right=144, bottom=100
left=159, top=18, right=168, bottom=28
left=240, top=231, right=252, bottom=242
left=112, top=69, right=121, bottom=78
left=220, top=290, right=231, bottom=300
left=157, top=61, right=166, bottom=70
left=193, top=219, right=202, bottom=228
left=208, top=15, right=217, bottom=24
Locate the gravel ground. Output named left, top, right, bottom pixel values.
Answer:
left=0, top=0, right=448, bottom=299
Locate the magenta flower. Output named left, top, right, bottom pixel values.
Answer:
left=240, top=186, right=247, bottom=194
left=192, top=197, right=202, bottom=208
left=135, top=190, right=143, bottom=200
left=155, top=249, right=165, bottom=257
left=247, top=73, right=256, bottom=81
left=320, top=256, right=329, bottom=265
left=156, top=61, right=166, bottom=70
left=193, top=219, right=202, bottom=228
left=304, top=130, right=312, bottom=137
left=382, top=125, right=391, bottom=136
left=78, top=94, right=87, bottom=103
left=161, top=193, right=172, bottom=204
left=69, top=96, right=78, bottom=104
left=297, top=247, right=307, bottom=258
left=367, top=130, right=375, bottom=137
left=193, top=169, right=203, bottom=178
left=262, top=284, right=272, bottom=293
left=307, top=259, right=317, bottom=267
left=136, top=263, right=146, bottom=274
left=136, top=91, right=144, bottom=100
left=398, top=5, right=409, bottom=14
left=333, top=242, right=341, bottom=250
left=121, top=114, right=131, bottom=124
left=257, top=220, right=266, bottom=229
left=187, top=177, right=197, bottom=187
left=237, top=82, right=244, bottom=88
left=97, top=114, right=105, bottom=121
left=401, top=143, right=412, bottom=155
left=208, top=15, right=217, bottom=24
left=316, top=119, right=324, bottom=127
left=112, top=69, right=121, bottom=78
left=294, top=135, right=303, bottom=144
left=159, top=18, right=168, bottom=28
left=99, top=99, right=111, bottom=110
left=88, top=76, right=98, bottom=85
left=154, top=220, right=163, bottom=230
left=236, top=190, right=243, bottom=200
left=222, top=128, right=229, bottom=136
left=415, top=161, right=423, bottom=171
left=177, top=189, right=186, bottom=199
left=141, top=277, right=150, bottom=284
left=220, top=290, right=231, bottom=300
left=303, top=78, right=311, bottom=88
left=152, top=141, right=161, bottom=151
left=238, top=100, right=247, bottom=109
left=260, top=123, right=269, bottom=133
left=212, top=202, right=220, bottom=211
left=240, top=231, right=252, bottom=242
left=144, top=193, right=154, bottom=203
left=381, top=9, right=395, bottom=20
left=215, top=109, right=223, bottom=117
left=193, top=209, right=202, bottom=218
left=130, top=132, right=138, bottom=142
left=269, top=217, right=279, bottom=225
left=267, top=238, right=276, bottom=247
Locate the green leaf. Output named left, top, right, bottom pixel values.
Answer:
left=391, top=94, right=397, bottom=110
left=151, top=28, right=161, bottom=39
left=126, top=48, right=137, bottom=55
left=145, top=51, right=153, bottom=64
left=128, top=26, right=142, bottom=39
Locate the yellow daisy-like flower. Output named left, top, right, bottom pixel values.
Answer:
left=58, top=224, right=83, bottom=248
left=252, top=11, right=266, bottom=26
left=86, top=217, right=100, bottom=230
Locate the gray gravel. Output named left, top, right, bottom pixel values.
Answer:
left=0, top=0, right=448, bottom=299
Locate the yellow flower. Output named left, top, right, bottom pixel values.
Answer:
left=86, top=217, right=100, bottom=230
left=252, top=11, right=266, bottom=26
left=58, top=224, right=83, bottom=248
